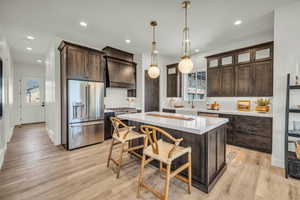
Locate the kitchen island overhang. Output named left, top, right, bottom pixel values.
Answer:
left=118, top=112, right=229, bottom=193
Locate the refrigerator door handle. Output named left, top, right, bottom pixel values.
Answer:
left=87, top=84, right=90, bottom=118
left=85, top=84, right=88, bottom=118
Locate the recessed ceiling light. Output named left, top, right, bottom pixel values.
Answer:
left=37, top=59, right=42, bottom=63
left=125, top=39, right=131, bottom=44
left=153, top=50, right=159, bottom=54
left=26, top=35, right=35, bottom=40
left=80, top=21, right=87, bottom=27
left=26, top=47, right=32, bottom=51
left=234, top=20, right=242, bottom=26
left=195, top=49, right=199, bottom=53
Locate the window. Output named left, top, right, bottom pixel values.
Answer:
left=25, top=80, right=41, bottom=104
left=183, top=71, right=206, bottom=101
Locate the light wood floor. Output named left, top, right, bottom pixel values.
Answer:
left=0, top=124, right=299, bottom=200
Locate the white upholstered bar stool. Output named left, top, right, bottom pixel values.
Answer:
left=107, top=117, right=146, bottom=178
left=137, top=125, right=192, bottom=200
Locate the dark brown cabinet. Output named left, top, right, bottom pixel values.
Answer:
left=220, top=66, right=235, bottom=96
left=103, top=46, right=137, bottom=89
left=67, top=46, right=87, bottom=80
left=59, top=41, right=105, bottom=82
left=235, top=63, right=253, bottom=96
left=207, top=68, right=221, bottom=97
left=206, top=42, right=273, bottom=97
left=166, top=63, right=182, bottom=97
left=253, top=60, right=273, bottom=96
left=219, top=114, right=272, bottom=153
left=87, top=52, right=104, bottom=82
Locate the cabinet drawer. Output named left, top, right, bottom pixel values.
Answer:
left=234, top=132, right=272, bottom=153
left=69, top=121, right=104, bottom=149
left=234, top=116, right=272, bottom=137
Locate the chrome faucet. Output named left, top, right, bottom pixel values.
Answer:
left=189, top=94, right=195, bottom=109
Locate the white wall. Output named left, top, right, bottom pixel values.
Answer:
left=0, top=37, right=15, bottom=169
left=13, top=63, right=45, bottom=125
left=272, top=2, right=300, bottom=168
left=45, top=38, right=61, bottom=145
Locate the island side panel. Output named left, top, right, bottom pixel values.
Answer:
left=127, top=120, right=227, bottom=193
left=206, top=125, right=227, bottom=192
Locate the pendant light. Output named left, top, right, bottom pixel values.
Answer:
left=178, top=0, right=194, bottom=73
left=148, top=21, right=160, bottom=79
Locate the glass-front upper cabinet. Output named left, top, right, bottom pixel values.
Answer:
left=253, top=45, right=272, bottom=61
left=237, top=49, right=251, bottom=64
left=207, top=57, right=219, bottom=68
left=221, top=55, right=234, bottom=66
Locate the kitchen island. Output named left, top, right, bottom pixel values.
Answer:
left=118, top=112, right=229, bottom=193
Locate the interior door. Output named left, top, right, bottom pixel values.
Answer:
left=144, top=70, right=159, bottom=112
left=20, top=76, right=45, bottom=124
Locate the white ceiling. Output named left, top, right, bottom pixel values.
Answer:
left=0, top=0, right=297, bottom=65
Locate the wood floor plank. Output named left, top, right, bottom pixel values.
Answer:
left=0, top=124, right=299, bottom=200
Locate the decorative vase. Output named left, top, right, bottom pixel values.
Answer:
left=255, top=105, right=270, bottom=113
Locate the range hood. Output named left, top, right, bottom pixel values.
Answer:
left=105, top=55, right=136, bottom=89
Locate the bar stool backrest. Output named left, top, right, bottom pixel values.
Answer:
left=110, top=117, right=129, bottom=138
left=140, top=125, right=183, bottom=158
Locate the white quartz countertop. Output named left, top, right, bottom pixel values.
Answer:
left=117, top=112, right=229, bottom=135
left=163, top=107, right=273, bottom=118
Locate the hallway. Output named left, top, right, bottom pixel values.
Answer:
left=0, top=124, right=300, bottom=200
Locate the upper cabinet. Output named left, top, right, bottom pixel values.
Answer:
left=207, top=57, right=219, bottom=68
left=59, top=41, right=105, bottom=82
left=237, top=49, right=251, bottom=64
left=206, top=42, right=273, bottom=97
left=221, top=55, right=234, bottom=66
left=166, top=63, right=182, bottom=97
left=102, top=46, right=137, bottom=91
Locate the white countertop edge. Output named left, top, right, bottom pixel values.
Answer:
left=118, top=112, right=229, bottom=135
left=163, top=107, right=273, bottom=118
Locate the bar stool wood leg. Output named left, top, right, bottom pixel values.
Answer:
left=137, top=154, right=146, bottom=198
left=117, top=143, right=125, bottom=178
left=163, top=163, right=171, bottom=200
left=188, top=152, right=192, bottom=194
left=107, top=138, right=115, bottom=168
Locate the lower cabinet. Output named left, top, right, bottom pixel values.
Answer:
left=104, top=112, right=115, bottom=140
left=221, top=114, right=272, bottom=153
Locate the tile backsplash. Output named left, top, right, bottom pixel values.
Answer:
left=164, top=97, right=273, bottom=111
left=104, top=88, right=140, bottom=109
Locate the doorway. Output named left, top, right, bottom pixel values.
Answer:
left=144, top=70, right=160, bottom=112
left=18, top=76, right=45, bottom=124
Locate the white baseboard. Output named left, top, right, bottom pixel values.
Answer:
left=8, top=126, right=14, bottom=142
left=46, top=128, right=60, bottom=146
left=272, top=157, right=284, bottom=168
left=0, top=147, right=6, bottom=169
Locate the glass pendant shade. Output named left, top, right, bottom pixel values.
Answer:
left=178, top=56, right=194, bottom=73
left=148, top=21, right=160, bottom=79
left=148, top=64, right=160, bottom=79
left=179, top=1, right=193, bottom=74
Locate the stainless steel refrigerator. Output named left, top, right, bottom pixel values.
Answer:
left=67, top=80, right=104, bottom=150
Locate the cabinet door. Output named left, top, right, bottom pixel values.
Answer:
left=220, top=66, right=235, bottom=96
left=87, top=52, right=104, bottom=81
left=207, top=57, right=219, bottom=68
left=67, top=46, right=87, bottom=79
left=253, top=45, right=272, bottom=62
left=253, top=60, right=273, bottom=96
left=236, top=49, right=251, bottom=64
left=235, top=64, right=253, bottom=96
left=207, top=68, right=221, bottom=97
